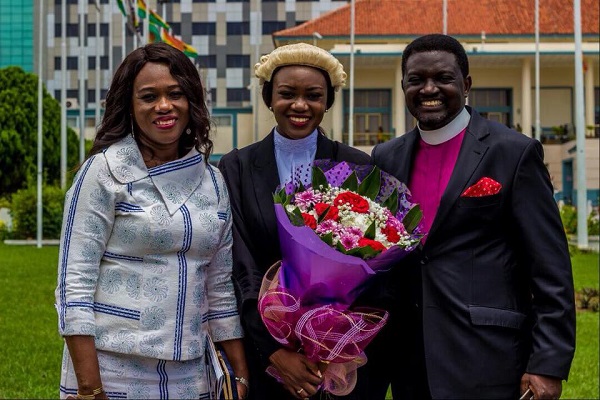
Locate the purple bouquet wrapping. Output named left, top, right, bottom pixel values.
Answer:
left=258, top=160, right=424, bottom=395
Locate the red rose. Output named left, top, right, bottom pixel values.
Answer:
left=314, top=202, right=339, bottom=221
left=358, top=237, right=386, bottom=252
left=334, top=192, right=370, bottom=213
left=301, top=213, right=317, bottom=229
left=382, top=225, right=400, bottom=243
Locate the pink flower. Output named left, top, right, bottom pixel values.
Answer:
left=295, top=190, right=322, bottom=208
left=339, top=232, right=360, bottom=250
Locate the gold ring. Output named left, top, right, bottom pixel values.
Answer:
left=296, top=388, right=304, bottom=394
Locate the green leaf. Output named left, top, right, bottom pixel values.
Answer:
left=336, top=241, right=349, bottom=254
left=357, top=166, right=381, bottom=200
left=341, top=172, right=359, bottom=192
left=288, top=207, right=305, bottom=227
left=297, top=181, right=306, bottom=193
left=312, top=166, right=328, bottom=191
left=382, top=188, right=399, bottom=216
left=364, top=220, right=377, bottom=239
left=316, top=205, right=331, bottom=223
left=272, top=187, right=287, bottom=204
left=346, top=245, right=381, bottom=259
left=320, top=232, right=334, bottom=246
left=402, top=205, right=423, bottom=233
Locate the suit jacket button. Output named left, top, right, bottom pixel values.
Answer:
left=420, top=257, right=428, bottom=265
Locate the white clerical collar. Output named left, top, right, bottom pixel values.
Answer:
left=273, top=128, right=319, bottom=153
left=418, top=108, right=471, bottom=145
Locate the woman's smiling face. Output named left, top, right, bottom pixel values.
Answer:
left=270, top=65, right=328, bottom=140
left=132, top=62, right=190, bottom=153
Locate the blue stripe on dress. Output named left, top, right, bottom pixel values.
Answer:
left=157, top=359, right=168, bottom=399
left=66, top=301, right=93, bottom=309
left=207, top=309, right=239, bottom=320
left=217, top=211, right=227, bottom=221
left=114, top=202, right=143, bottom=212
left=58, top=159, right=95, bottom=331
left=93, top=302, right=140, bottom=320
left=207, top=165, right=220, bottom=203
left=149, top=154, right=203, bottom=177
left=103, top=252, right=144, bottom=262
left=173, top=205, right=192, bottom=360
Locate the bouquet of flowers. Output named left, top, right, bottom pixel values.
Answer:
left=258, top=159, right=425, bottom=395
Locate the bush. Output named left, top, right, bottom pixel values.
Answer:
left=10, top=185, right=65, bottom=239
left=560, top=204, right=599, bottom=235
left=577, top=287, right=600, bottom=312
left=560, top=204, right=578, bottom=234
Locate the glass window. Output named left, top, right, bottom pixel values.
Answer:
left=226, top=55, right=250, bottom=68
left=192, top=22, right=216, bottom=35
left=213, top=115, right=232, bottom=127
left=262, top=21, right=286, bottom=34
left=227, top=22, right=250, bottom=35
left=227, top=88, right=250, bottom=103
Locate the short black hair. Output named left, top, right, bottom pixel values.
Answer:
left=402, top=34, right=469, bottom=78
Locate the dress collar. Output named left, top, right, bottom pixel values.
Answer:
left=418, top=107, right=470, bottom=145
left=104, top=135, right=205, bottom=215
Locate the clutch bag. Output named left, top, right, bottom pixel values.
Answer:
left=206, top=335, right=239, bottom=400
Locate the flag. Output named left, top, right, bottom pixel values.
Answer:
left=150, top=9, right=171, bottom=31
left=137, top=0, right=147, bottom=19
left=161, top=29, right=199, bottom=58
left=116, top=0, right=127, bottom=16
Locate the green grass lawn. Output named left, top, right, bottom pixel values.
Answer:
left=0, top=243, right=597, bottom=399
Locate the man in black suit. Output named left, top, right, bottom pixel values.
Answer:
left=367, top=34, right=575, bottom=399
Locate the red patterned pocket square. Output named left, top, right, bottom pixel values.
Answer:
left=461, top=177, right=502, bottom=197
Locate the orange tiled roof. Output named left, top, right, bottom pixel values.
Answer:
left=274, top=0, right=600, bottom=39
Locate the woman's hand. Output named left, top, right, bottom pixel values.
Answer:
left=269, top=348, right=323, bottom=399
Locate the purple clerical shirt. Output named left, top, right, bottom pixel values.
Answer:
left=408, top=129, right=466, bottom=240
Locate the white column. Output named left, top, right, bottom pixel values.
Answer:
left=332, top=92, right=343, bottom=142
left=584, top=58, right=595, bottom=136
left=521, top=58, right=532, bottom=137
left=394, top=60, right=405, bottom=137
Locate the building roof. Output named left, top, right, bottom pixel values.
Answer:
left=274, top=0, right=600, bottom=41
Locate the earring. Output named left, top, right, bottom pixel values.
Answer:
left=269, top=106, right=273, bottom=111
left=186, top=128, right=192, bottom=135
left=130, top=115, right=135, bottom=138
left=325, top=109, right=329, bottom=113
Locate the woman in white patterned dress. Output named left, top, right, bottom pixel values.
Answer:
left=55, top=42, right=248, bottom=400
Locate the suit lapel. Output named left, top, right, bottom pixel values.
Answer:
left=386, top=129, right=418, bottom=184
left=251, top=131, right=281, bottom=240
left=428, top=109, right=490, bottom=238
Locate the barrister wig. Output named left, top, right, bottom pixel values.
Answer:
left=254, top=43, right=347, bottom=91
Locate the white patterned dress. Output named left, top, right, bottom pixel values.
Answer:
left=55, top=135, right=242, bottom=399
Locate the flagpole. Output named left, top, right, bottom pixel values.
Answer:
left=60, top=0, right=67, bottom=189
left=95, top=1, right=101, bottom=127
left=348, top=0, right=355, bottom=147
left=573, top=0, right=589, bottom=249
left=37, top=0, right=45, bottom=248
left=145, top=0, right=150, bottom=44
left=534, top=0, right=541, bottom=141
left=122, top=1, right=126, bottom=60
left=78, top=0, right=86, bottom=164
left=133, top=0, right=138, bottom=48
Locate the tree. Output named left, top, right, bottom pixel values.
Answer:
left=0, top=66, right=79, bottom=196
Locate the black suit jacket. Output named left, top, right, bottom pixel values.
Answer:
left=371, top=107, right=576, bottom=398
left=218, top=130, right=370, bottom=398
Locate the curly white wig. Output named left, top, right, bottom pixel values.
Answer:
left=254, top=43, right=347, bottom=91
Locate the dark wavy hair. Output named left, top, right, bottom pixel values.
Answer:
left=401, top=34, right=470, bottom=79
left=89, top=42, right=213, bottom=162
left=261, top=66, right=336, bottom=111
